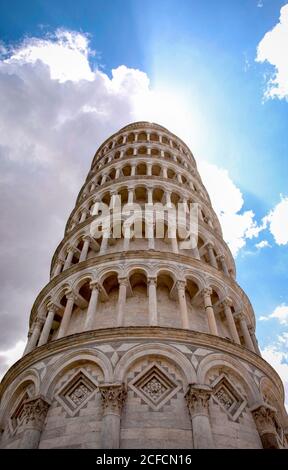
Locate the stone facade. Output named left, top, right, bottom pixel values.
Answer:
left=0, top=121, right=287, bottom=449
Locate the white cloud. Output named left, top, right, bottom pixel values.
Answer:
left=257, top=0, right=264, bottom=8
left=256, top=4, right=288, bottom=99
left=0, top=29, right=262, bottom=373
left=261, top=344, right=288, bottom=410
left=255, top=240, right=271, bottom=249
left=0, top=341, right=26, bottom=379
left=263, top=196, right=288, bottom=245
left=198, top=162, right=262, bottom=256
left=4, top=29, right=95, bottom=82
left=259, top=303, right=288, bottom=324
left=0, top=29, right=152, bottom=373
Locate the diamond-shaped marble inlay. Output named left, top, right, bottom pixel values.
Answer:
left=142, top=377, right=169, bottom=402
left=56, top=369, right=98, bottom=416
left=129, top=363, right=181, bottom=410
left=211, top=374, right=247, bottom=421
left=10, top=392, right=29, bottom=432
left=215, top=387, right=234, bottom=410
left=69, top=383, right=90, bottom=406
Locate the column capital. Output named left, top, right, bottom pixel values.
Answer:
left=118, top=276, right=129, bottom=287
left=22, top=396, right=50, bottom=430
left=89, top=281, right=101, bottom=291
left=65, top=290, right=76, bottom=302
left=46, top=302, right=58, bottom=314
left=216, top=253, right=225, bottom=261
left=201, top=287, right=212, bottom=298
left=234, top=311, right=245, bottom=322
left=206, top=241, right=214, bottom=249
left=99, top=383, right=127, bottom=416
left=35, top=317, right=45, bottom=328
left=67, top=246, right=76, bottom=254
left=147, top=276, right=157, bottom=286
left=82, top=234, right=91, bottom=242
left=176, top=280, right=186, bottom=290
left=251, top=404, right=278, bottom=436
left=220, top=297, right=233, bottom=309
left=185, top=384, right=213, bottom=416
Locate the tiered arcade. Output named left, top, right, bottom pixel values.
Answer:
left=0, top=122, right=287, bottom=449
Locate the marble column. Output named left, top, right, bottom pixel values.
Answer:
left=57, top=292, right=75, bottom=339
left=249, top=326, right=261, bottom=355
left=23, top=317, right=45, bottom=355
left=63, top=247, right=75, bottom=270
left=84, top=282, right=100, bottom=331
left=220, top=298, right=241, bottom=344
left=147, top=163, right=152, bottom=176
left=128, top=188, right=134, bottom=204
left=18, top=396, right=50, bottom=449
left=80, top=208, right=89, bottom=223
left=110, top=191, right=118, bottom=210
left=162, top=167, right=168, bottom=178
left=169, top=226, right=178, bottom=254
left=123, top=225, right=130, bottom=251
left=166, top=191, right=172, bottom=206
left=176, top=281, right=189, bottom=329
left=100, top=231, right=110, bottom=254
left=217, top=254, right=229, bottom=276
left=79, top=236, right=90, bottom=262
left=185, top=384, right=215, bottom=449
left=148, top=277, right=158, bottom=326
left=202, top=288, right=218, bottom=336
left=53, top=259, right=64, bottom=277
left=117, top=277, right=128, bottom=326
left=206, top=243, right=218, bottom=269
left=99, top=384, right=127, bottom=449
left=251, top=404, right=279, bottom=449
left=146, top=212, right=155, bottom=250
left=101, top=174, right=107, bottom=185
left=236, top=313, right=255, bottom=352
left=147, top=188, right=153, bottom=204
left=131, top=165, right=136, bottom=176
left=38, top=305, right=57, bottom=346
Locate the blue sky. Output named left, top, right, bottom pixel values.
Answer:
left=0, top=0, right=288, bottom=402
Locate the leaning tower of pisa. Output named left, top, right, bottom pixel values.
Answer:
left=0, top=121, right=287, bottom=449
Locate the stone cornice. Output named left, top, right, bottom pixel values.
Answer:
left=39, top=251, right=250, bottom=327
left=0, top=327, right=284, bottom=403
